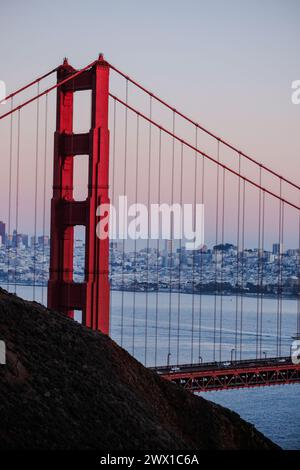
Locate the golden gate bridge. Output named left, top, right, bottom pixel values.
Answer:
left=0, top=54, right=299, bottom=392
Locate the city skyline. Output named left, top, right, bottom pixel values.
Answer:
left=0, top=217, right=298, bottom=254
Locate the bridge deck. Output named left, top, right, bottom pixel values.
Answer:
left=151, top=357, right=300, bottom=392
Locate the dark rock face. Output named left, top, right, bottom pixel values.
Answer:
left=0, top=288, right=279, bottom=450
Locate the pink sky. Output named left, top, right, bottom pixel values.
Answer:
left=0, top=0, right=299, bottom=249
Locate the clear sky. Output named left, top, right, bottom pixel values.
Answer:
left=1, top=0, right=300, bottom=247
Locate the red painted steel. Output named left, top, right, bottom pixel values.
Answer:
left=159, top=360, right=300, bottom=392
left=48, top=55, right=110, bottom=334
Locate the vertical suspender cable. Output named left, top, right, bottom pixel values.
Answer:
left=235, top=154, right=241, bottom=360
left=213, top=140, right=220, bottom=361
left=279, top=201, right=284, bottom=355
left=191, top=127, right=198, bottom=364
left=167, top=111, right=176, bottom=364
left=14, top=110, right=21, bottom=293
left=177, top=143, right=183, bottom=365
left=276, top=181, right=281, bottom=355
left=256, top=167, right=262, bottom=358
left=259, top=190, right=265, bottom=357
left=7, top=98, right=14, bottom=290
left=198, top=149, right=205, bottom=361
left=276, top=178, right=283, bottom=356
left=219, top=167, right=225, bottom=362
left=120, top=80, right=128, bottom=347
left=110, top=98, right=117, bottom=337
left=144, top=96, right=152, bottom=365
left=33, top=83, right=40, bottom=300
left=132, top=114, right=140, bottom=357
left=155, top=129, right=162, bottom=367
left=42, top=94, right=48, bottom=305
left=240, top=179, right=246, bottom=360
left=298, top=206, right=300, bottom=340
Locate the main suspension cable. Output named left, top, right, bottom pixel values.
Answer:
left=0, top=67, right=57, bottom=105
left=109, top=94, right=300, bottom=211
left=0, top=60, right=97, bottom=121
left=108, top=62, right=300, bottom=193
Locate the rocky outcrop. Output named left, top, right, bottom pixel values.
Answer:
left=0, top=288, right=279, bottom=450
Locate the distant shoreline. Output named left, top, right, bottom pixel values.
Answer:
left=111, top=287, right=299, bottom=301
left=1, top=281, right=298, bottom=301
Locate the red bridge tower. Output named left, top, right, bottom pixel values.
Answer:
left=48, top=55, right=110, bottom=334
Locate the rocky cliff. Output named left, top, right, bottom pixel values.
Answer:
left=0, top=288, right=278, bottom=450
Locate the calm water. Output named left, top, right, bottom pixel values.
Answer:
left=200, top=385, right=300, bottom=450
left=2, top=284, right=299, bottom=449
